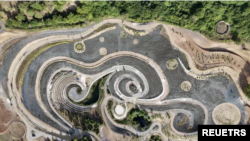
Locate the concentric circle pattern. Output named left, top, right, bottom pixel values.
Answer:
left=212, top=103, right=241, bottom=125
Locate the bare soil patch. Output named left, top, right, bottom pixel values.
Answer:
left=0, top=99, right=13, bottom=135
left=0, top=32, right=26, bottom=45
left=0, top=132, right=17, bottom=141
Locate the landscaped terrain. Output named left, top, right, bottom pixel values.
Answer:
left=0, top=1, right=250, bottom=141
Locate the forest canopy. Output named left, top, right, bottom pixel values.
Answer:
left=0, top=1, right=250, bottom=43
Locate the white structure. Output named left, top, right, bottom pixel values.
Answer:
left=113, top=103, right=128, bottom=120
left=115, top=105, right=125, bottom=115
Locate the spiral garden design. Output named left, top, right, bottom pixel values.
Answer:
left=0, top=20, right=247, bottom=141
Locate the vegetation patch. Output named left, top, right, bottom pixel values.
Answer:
left=120, top=31, right=128, bottom=38
left=59, top=109, right=103, bottom=134
left=72, top=135, right=92, bottom=141
left=114, top=108, right=152, bottom=131
left=124, top=24, right=146, bottom=36
left=76, top=43, right=83, bottom=50
left=107, top=100, right=114, bottom=115
left=3, top=1, right=250, bottom=43
left=149, top=135, right=162, bottom=141
left=151, top=113, right=164, bottom=122
left=243, top=84, right=250, bottom=98
left=166, top=59, right=178, bottom=70
left=74, top=42, right=85, bottom=53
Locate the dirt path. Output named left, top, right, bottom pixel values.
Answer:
left=0, top=99, right=15, bottom=135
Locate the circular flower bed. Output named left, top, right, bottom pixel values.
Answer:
left=74, top=41, right=85, bottom=53
left=166, top=59, right=178, bottom=70
left=181, top=81, right=192, bottom=92
left=99, top=47, right=107, bottom=55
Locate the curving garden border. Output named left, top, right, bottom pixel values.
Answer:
left=5, top=18, right=248, bottom=141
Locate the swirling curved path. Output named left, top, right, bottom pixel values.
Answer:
left=0, top=18, right=248, bottom=141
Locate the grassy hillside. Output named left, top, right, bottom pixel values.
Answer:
left=0, top=1, right=249, bottom=44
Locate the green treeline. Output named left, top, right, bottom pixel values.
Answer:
left=1, top=1, right=250, bottom=43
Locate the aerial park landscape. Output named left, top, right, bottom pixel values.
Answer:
left=0, top=1, right=250, bottom=141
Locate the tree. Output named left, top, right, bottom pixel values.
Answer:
left=77, top=5, right=93, bottom=14
left=52, top=1, right=67, bottom=12
left=18, top=2, right=29, bottom=12
left=26, top=9, right=35, bottom=17
left=15, top=14, right=26, bottom=21
left=30, top=2, right=46, bottom=11
left=244, top=84, right=250, bottom=98
left=34, top=11, right=44, bottom=19
left=80, top=1, right=92, bottom=5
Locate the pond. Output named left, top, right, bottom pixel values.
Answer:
left=83, top=81, right=100, bottom=105
left=133, top=116, right=148, bottom=128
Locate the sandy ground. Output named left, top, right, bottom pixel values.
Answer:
left=0, top=31, right=27, bottom=45
left=0, top=131, right=27, bottom=141
left=0, top=99, right=14, bottom=135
